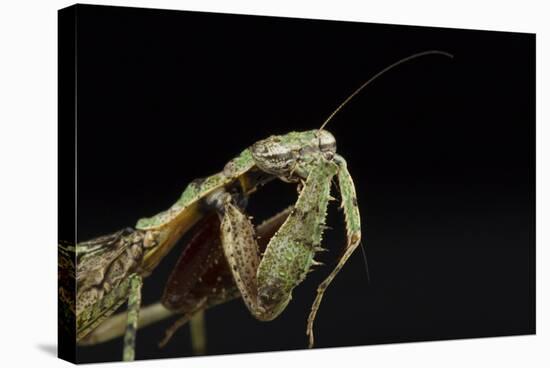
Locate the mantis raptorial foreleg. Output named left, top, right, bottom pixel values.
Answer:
left=220, top=158, right=339, bottom=322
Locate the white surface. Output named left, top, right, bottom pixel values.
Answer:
left=0, top=0, right=546, bottom=367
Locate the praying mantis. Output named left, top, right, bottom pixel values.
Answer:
left=66, top=50, right=453, bottom=361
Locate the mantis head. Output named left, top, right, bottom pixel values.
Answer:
left=250, top=130, right=336, bottom=183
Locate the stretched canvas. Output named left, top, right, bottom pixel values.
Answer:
left=58, top=4, right=535, bottom=363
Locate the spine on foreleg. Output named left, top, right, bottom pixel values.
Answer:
left=257, top=159, right=338, bottom=312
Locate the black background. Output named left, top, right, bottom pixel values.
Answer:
left=73, top=4, right=535, bottom=363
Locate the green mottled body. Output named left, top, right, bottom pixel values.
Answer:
left=73, top=51, right=455, bottom=359
left=76, top=129, right=361, bottom=357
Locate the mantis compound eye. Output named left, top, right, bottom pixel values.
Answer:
left=317, top=129, right=337, bottom=157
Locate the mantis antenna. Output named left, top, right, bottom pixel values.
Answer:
left=318, top=50, right=454, bottom=133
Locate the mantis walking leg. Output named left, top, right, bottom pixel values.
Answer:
left=123, top=274, right=143, bottom=361
left=307, top=155, right=361, bottom=347
left=190, top=310, right=207, bottom=355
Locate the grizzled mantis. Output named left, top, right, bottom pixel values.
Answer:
left=68, top=50, right=453, bottom=361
